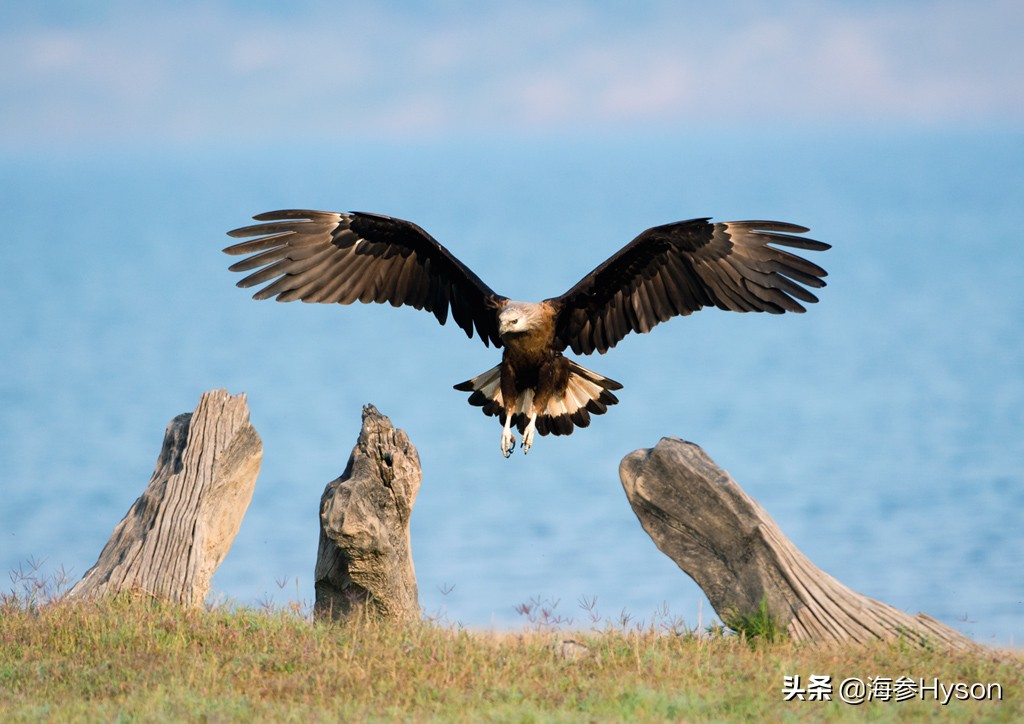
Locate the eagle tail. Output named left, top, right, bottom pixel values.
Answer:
left=453, top=364, right=506, bottom=417
left=453, top=361, right=622, bottom=437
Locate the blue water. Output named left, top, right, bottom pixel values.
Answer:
left=2, top=131, right=1021, bottom=646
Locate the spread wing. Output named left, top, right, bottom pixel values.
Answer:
left=548, top=219, right=830, bottom=355
left=224, top=210, right=508, bottom=347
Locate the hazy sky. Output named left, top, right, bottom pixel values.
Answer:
left=3, top=1, right=1021, bottom=148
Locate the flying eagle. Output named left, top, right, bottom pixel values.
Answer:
left=224, top=210, right=829, bottom=457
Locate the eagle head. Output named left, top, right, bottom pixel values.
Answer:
left=498, top=301, right=543, bottom=339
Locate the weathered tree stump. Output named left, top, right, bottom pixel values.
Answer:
left=314, top=404, right=421, bottom=623
left=68, top=389, right=262, bottom=606
left=620, top=437, right=977, bottom=650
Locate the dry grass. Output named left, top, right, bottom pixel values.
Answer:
left=1, top=567, right=1020, bottom=721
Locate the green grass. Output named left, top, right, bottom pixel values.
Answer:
left=725, top=596, right=787, bottom=646
left=1, top=574, right=1020, bottom=721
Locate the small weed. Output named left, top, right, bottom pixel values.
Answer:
left=514, top=595, right=572, bottom=630
left=577, top=594, right=601, bottom=625
left=725, top=597, right=786, bottom=645
left=3, top=557, right=72, bottom=611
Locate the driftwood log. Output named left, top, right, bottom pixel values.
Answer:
left=314, top=405, right=421, bottom=623
left=68, top=389, right=262, bottom=606
left=620, top=437, right=977, bottom=650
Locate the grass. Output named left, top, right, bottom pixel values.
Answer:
left=1, top=566, right=1021, bottom=721
left=726, top=596, right=787, bottom=646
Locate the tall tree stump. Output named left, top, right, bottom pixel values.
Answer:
left=314, top=405, right=421, bottom=623
left=620, top=437, right=977, bottom=650
left=68, top=389, right=261, bottom=606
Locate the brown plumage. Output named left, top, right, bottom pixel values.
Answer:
left=224, top=209, right=829, bottom=456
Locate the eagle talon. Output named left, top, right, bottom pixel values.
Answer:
left=501, top=429, right=516, bottom=458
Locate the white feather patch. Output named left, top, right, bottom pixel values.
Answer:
left=563, top=379, right=590, bottom=411
left=516, top=388, right=534, bottom=416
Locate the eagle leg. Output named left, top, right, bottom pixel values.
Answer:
left=501, top=414, right=516, bottom=458
left=521, top=412, right=538, bottom=454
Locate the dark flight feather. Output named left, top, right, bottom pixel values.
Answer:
left=547, top=219, right=830, bottom=355
left=224, top=210, right=507, bottom=347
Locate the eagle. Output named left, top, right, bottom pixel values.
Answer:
left=224, top=210, right=829, bottom=457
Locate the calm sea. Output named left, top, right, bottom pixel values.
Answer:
left=2, top=131, right=1021, bottom=646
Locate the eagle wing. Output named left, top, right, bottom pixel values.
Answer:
left=548, top=219, right=830, bottom=355
left=224, top=210, right=507, bottom=347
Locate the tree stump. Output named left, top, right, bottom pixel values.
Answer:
left=620, top=437, right=977, bottom=650
left=314, top=404, right=421, bottom=623
left=68, top=389, right=261, bottom=606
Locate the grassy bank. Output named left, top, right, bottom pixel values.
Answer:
left=2, top=591, right=1020, bottom=722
